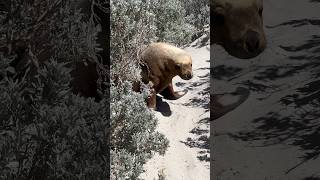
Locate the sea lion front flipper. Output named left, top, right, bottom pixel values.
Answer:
left=160, top=82, right=188, bottom=100
left=211, top=87, right=250, bottom=120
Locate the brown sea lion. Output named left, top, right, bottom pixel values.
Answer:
left=211, top=0, right=266, bottom=120
left=139, top=42, right=193, bottom=109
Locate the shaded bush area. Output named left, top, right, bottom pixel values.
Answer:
left=0, top=0, right=109, bottom=179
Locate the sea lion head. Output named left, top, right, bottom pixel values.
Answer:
left=212, top=0, right=266, bottom=59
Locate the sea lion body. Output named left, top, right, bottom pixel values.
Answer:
left=140, top=42, right=193, bottom=109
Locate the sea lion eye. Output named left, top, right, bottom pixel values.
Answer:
left=175, top=64, right=181, bottom=70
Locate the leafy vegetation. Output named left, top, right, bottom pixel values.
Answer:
left=0, top=0, right=209, bottom=179
left=110, top=0, right=208, bottom=179
left=0, top=0, right=108, bottom=179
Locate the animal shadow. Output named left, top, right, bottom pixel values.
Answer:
left=181, top=117, right=210, bottom=162
left=155, top=95, right=172, bottom=117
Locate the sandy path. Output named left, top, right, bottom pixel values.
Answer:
left=140, top=43, right=210, bottom=180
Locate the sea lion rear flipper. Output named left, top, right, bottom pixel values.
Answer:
left=160, top=82, right=188, bottom=100
left=211, top=87, right=250, bottom=120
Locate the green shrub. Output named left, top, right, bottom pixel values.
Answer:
left=110, top=81, right=168, bottom=179
left=110, top=0, right=209, bottom=179
left=110, top=0, right=169, bottom=179
left=0, top=0, right=108, bottom=179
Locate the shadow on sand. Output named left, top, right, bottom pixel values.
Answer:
left=155, top=95, right=172, bottom=117
left=175, top=65, right=210, bottom=162
left=181, top=117, right=210, bottom=162
left=182, top=70, right=210, bottom=112
left=227, top=18, right=320, bottom=174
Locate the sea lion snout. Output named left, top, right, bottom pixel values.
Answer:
left=187, top=73, right=193, bottom=79
left=245, top=30, right=261, bottom=53
left=181, top=71, right=193, bottom=80
left=212, top=0, right=266, bottom=59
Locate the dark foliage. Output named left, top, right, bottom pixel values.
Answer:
left=0, top=0, right=109, bottom=179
